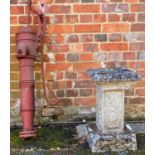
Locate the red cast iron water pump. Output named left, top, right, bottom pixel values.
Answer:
left=16, top=0, right=58, bottom=139
left=16, top=27, right=37, bottom=139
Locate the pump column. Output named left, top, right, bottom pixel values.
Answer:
left=16, top=26, right=37, bottom=139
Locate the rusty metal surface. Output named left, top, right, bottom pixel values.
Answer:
left=16, top=0, right=59, bottom=139
left=16, top=26, right=37, bottom=59
left=18, top=58, right=37, bottom=139
left=16, top=26, right=37, bottom=139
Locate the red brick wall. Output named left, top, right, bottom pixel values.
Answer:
left=10, top=0, right=145, bottom=124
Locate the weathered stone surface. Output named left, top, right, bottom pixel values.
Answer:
left=35, top=108, right=42, bottom=116
left=35, top=99, right=45, bottom=108
left=42, top=107, right=64, bottom=117
left=78, top=106, right=96, bottom=115
left=80, top=67, right=141, bottom=153
left=87, top=68, right=140, bottom=134
left=10, top=109, right=20, bottom=117
left=64, top=107, right=78, bottom=115
left=10, top=99, right=20, bottom=117
left=126, top=123, right=145, bottom=133
left=76, top=124, right=88, bottom=138
left=87, top=67, right=141, bottom=82
left=96, top=87, right=124, bottom=133
left=76, top=124, right=137, bottom=153
left=10, top=116, right=22, bottom=126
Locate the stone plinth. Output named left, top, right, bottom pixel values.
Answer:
left=77, top=67, right=141, bottom=153
left=86, top=123, right=137, bottom=153
left=96, top=81, right=136, bottom=134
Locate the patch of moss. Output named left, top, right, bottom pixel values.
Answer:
left=137, top=133, right=145, bottom=151
left=10, top=128, right=21, bottom=148
left=11, top=125, right=145, bottom=155
left=11, top=126, right=77, bottom=150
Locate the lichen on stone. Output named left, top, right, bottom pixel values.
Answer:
left=87, top=67, right=141, bottom=82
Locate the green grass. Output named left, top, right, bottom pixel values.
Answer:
left=11, top=125, right=145, bottom=155
left=11, top=126, right=77, bottom=150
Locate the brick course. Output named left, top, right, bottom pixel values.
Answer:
left=10, top=0, right=145, bottom=124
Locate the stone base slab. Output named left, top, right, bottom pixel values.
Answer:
left=76, top=123, right=137, bottom=153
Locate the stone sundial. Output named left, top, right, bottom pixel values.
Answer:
left=77, top=67, right=141, bottom=153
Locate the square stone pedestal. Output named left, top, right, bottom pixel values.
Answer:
left=88, top=124, right=137, bottom=152
left=76, top=123, right=137, bottom=153
left=76, top=67, right=140, bottom=153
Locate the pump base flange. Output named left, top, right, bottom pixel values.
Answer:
left=19, top=129, right=37, bottom=140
